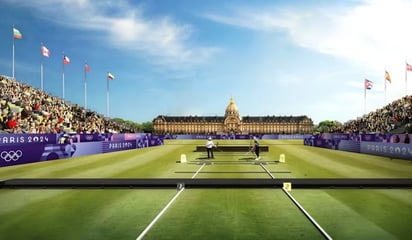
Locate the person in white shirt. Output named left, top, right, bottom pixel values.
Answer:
left=205, top=137, right=215, bottom=159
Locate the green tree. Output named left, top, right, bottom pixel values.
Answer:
left=141, top=121, right=154, bottom=133
left=313, top=120, right=342, bottom=134
left=111, top=118, right=142, bottom=132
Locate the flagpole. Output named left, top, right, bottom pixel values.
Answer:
left=12, top=26, right=15, bottom=79
left=384, top=72, right=387, bottom=105
left=62, top=53, right=65, bottom=100
left=406, top=60, right=408, bottom=96
left=40, top=43, right=44, bottom=91
left=364, top=82, right=366, bottom=114
left=106, top=74, right=110, bottom=118
left=84, top=61, right=87, bottom=109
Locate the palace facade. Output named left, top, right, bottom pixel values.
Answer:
left=153, top=97, right=314, bottom=134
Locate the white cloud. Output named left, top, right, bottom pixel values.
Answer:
left=204, top=0, right=412, bottom=121
left=8, top=0, right=219, bottom=67
left=204, top=0, right=412, bottom=68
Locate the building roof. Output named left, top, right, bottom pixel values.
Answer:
left=154, top=115, right=312, bottom=123
left=152, top=97, right=313, bottom=124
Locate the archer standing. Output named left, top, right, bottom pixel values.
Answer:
left=206, top=137, right=215, bottom=159
left=253, top=136, right=260, bottom=160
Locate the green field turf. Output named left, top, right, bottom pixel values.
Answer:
left=0, top=139, right=411, bottom=239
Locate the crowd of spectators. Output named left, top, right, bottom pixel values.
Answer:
left=0, top=75, right=135, bottom=134
left=2, top=74, right=411, bottom=135
left=331, top=95, right=412, bottom=134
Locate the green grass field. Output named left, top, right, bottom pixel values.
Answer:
left=1, top=139, right=411, bottom=239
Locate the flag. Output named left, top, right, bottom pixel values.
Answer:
left=85, top=64, right=90, bottom=72
left=385, top=70, right=391, bottom=83
left=107, top=72, right=115, bottom=80
left=13, top=27, right=22, bottom=39
left=63, top=55, right=70, bottom=64
left=407, top=63, right=412, bottom=71
left=365, top=79, right=373, bottom=90
left=41, top=45, right=50, bottom=57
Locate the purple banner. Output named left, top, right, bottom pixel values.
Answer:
left=0, top=144, right=46, bottom=167
left=167, top=134, right=310, bottom=140
left=361, top=142, right=412, bottom=159
left=77, top=133, right=104, bottom=142
left=0, top=134, right=165, bottom=168
left=305, top=133, right=412, bottom=160
left=71, top=142, right=102, bottom=157
left=361, top=134, right=393, bottom=142
left=338, top=140, right=361, bottom=153
left=102, top=140, right=136, bottom=153
left=263, top=134, right=312, bottom=139
left=40, top=144, right=77, bottom=161
left=0, top=134, right=57, bottom=146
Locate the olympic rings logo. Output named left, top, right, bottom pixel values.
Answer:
left=1, top=150, right=23, bottom=162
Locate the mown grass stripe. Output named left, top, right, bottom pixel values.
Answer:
left=284, top=189, right=333, bottom=240
left=136, top=159, right=206, bottom=239
left=136, top=187, right=185, bottom=240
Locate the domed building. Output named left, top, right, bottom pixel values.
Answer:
left=153, top=97, right=313, bottom=134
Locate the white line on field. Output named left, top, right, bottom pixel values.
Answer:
left=135, top=163, right=206, bottom=240
left=259, top=163, right=332, bottom=239
left=192, top=163, right=206, bottom=179
left=136, top=187, right=185, bottom=240
left=259, top=163, right=275, bottom=179
left=282, top=188, right=333, bottom=240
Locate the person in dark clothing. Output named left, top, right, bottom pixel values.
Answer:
left=404, top=133, right=410, bottom=144
left=394, top=134, right=400, bottom=143
left=253, top=136, right=260, bottom=160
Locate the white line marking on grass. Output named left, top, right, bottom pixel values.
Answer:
left=259, top=163, right=332, bottom=239
left=282, top=188, right=333, bottom=240
left=192, top=163, right=206, bottom=179
left=136, top=187, right=185, bottom=240
left=135, top=163, right=206, bottom=240
left=259, top=163, right=275, bottom=179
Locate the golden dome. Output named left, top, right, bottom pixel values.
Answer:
left=225, top=97, right=239, bottom=116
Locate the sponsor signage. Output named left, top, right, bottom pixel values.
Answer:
left=361, top=142, right=412, bottom=159
left=305, top=134, right=412, bottom=160
left=0, top=134, right=56, bottom=145
left=0, top=144, right=46, bottom=167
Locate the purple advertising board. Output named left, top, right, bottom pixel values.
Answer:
left=361, top=142, right=412, bottom=159
left=0, top=144, right=46, bottom=167
left=103, top=140, right=137, bottom=153
left=168, top=134, right=309, bottom=140
left=304, top=134, right=412, bottom=160
left=0, top=134, right=57, bottom=145
left=0, top=133, right=166, bottom=168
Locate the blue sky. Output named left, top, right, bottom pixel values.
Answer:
left=1, top=0, right=412, bottom=124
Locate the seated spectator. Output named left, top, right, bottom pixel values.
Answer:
left=405, top=133, right=410, bottom=144
left=0, top=75, right=135, bottom=133
left=6, top=115, right=18, bottom=132
left=394, top=134, right=400, bottom=143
